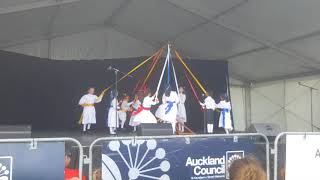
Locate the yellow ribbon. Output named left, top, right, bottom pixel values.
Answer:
left=175, top=50, right=208, bottom=95
left=142, top=49, right=163, bottom=86
left=98, top=48, right=162, bottom=98
left=78, top=48, right=162, bottom=124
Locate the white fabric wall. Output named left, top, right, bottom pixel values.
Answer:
left=230, top=86, right=247, bottom=131
left=251, top=75, right=320, bottom=132
left=4, top=27, right=155, bottom=60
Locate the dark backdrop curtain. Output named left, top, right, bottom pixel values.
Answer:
left=0, top=50, right=230, bottom=132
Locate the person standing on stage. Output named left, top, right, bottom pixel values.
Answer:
left=79, top=87, right=102, bottom=132
left=199, top=90, right=216, bottom=134
left=177, top=86, right=187, bottom=132
left=107, top=90, right=119, bottom=135
left=118, top=94, right=133, bottom=130
left=132, top=89, right=159, bottom=125
left=216, top=93, right=233, bottom=134
left=155, top=85, right=180, bottom=134
left=129, top=94, right=142, bottom=132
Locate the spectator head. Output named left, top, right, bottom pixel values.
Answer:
left=64, top=149, right=72, bottom=168
left=229, top=156, right=267, bottom=180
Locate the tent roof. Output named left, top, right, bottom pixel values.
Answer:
left=1, top=0, right=320, bottom=83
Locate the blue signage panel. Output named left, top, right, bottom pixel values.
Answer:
left=0, top=142, right=64, bottom=180
left=101, top=137, right=259, bottom=180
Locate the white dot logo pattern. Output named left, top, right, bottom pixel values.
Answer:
left=102, top=139, right=171, bottom=180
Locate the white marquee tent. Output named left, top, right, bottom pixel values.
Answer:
left=1, top=0, right=320, bottom=132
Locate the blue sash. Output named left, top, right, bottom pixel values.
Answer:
left=165, top=101, right=175, bottom=114
left=221, top=109, right=229, bottom=127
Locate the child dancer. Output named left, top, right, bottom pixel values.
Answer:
left=107, top=90, right=119, bottom=135
left=118, top=94, right=133, bottom=130
left=132, top=89, right=159, bottom=125
left=177, top=86, right=187, bottom=132
left=155, top=85, right=180, bottom=134
left=129, top=94, right=142, bottom=132
left=199, top=91, right=216, bottom=134
left=79, top=87, right=102, bottom=132
left=216, top=93, right=233, bottom=134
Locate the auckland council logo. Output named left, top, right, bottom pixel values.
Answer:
left=0, top=156, right=13, bottom=180
left=102, top=139, right=170, bottom=180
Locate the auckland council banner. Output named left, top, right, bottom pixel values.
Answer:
left=286, top=134, right=320, bottom=180
left=101, top=136, right=260, bottom=180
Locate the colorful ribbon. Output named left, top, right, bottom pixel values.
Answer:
left=99, top=48, right=162, bottom=98
left=175, top=50, right=207, bottom=96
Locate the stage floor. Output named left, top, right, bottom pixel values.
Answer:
left=32, top=130, right=136, bottom=147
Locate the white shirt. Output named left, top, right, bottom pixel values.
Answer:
left=143, top=96, right=158, bottom=108
left=79, top=94, right=101, bottom=105
left=200, top=96, right=216, bottom=110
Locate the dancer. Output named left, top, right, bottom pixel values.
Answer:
left=155, top=85, right=180, bottom=134
left=118, top=94, right=133, bottom=130
left=216, top=93, right=233, bottom=134
left=129, top=94, right=142, bottom=132
left=107, top=90, right=119, bottom=135
left=177, top=86, right=187, bottom=132
left=78, top=87, right=102, bottom=132
left=132, top=89, right=159, bottom=125
left=199, top=90, right=216, bottom=134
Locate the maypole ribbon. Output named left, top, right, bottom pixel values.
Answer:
left=132, top=48, right=160, bottom=94
left=155, top=45, right=170, bottom=96
left=141, top=48, right=163, bottom=88
left=98, top=48, right=162, bottom=98
left=167, top=45, right=171, bottom=85
left=171, top=59, right=179, bottom=93
left=185, top=70, right=200, bottom=101
left=175, top=50, right=208, bottom=96
left=79, top=49, right=161, bottom=124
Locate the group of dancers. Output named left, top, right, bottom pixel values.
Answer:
left=78, top=86, right=232, bottom=135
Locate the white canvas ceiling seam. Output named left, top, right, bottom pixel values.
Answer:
left=104, top=0, right=132, bottom=27
left=0, top=0, right=80, bottom=15
left=162, top=0, right=249, bottom=45
left=162, top=0, right=320, bottom=70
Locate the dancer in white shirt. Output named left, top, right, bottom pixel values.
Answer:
left=118, top=95, right=133, bottom=130
left=177, top=86, right=187, bottom=132
left=132, top=89, right=159, bottom=125
left=155, top=86, right=180, bottom=134
left=107, top=90, right=119, bottom=135
left=216, top=93, right=233, bottom=134
left=78, top=87, right=102, bottom=132
left=199, top=91, right=216, bottom=134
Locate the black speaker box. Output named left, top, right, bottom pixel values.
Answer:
left=137, top=123, right=172, bottom=136
left=247, top=123, right=281, bottom=142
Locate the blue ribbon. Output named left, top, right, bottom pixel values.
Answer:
left=165, top=101, right=174, bottom=114
left=221, top=108, right=229, bottom=127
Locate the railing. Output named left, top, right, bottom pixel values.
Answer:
left=89, top=133, right=270, bottom=180
left=0, top=137, right=83, bottom=180
left=273, top=132, right=320, bottom=180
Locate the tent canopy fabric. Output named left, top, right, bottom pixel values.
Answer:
left=1, top=0, right=320, bottom=83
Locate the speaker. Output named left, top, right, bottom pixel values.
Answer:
left=247, top=123, right=281, bottom=141
left=0, top=125, right=32, bottom=138
left=137, top=124, right=172, bottom=136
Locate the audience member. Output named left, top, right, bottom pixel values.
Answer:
left=229, top=156, right=267, bottom=180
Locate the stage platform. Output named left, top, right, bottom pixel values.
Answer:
left=31, top=130, right=137, bottom=147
